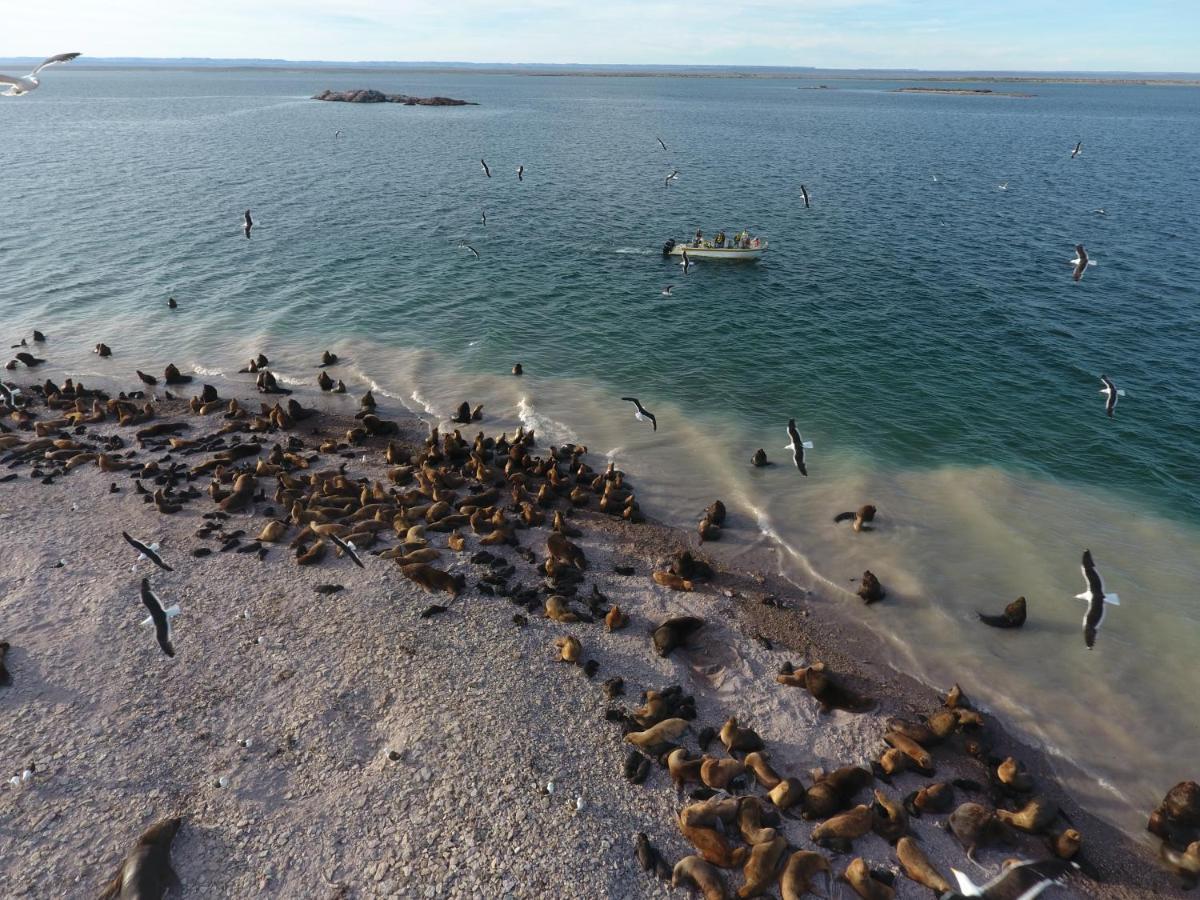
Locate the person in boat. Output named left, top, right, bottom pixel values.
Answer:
left=714, top=230, right=725, bottom=248
left=693, top=228, right=703, bottom=247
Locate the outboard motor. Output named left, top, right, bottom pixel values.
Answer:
left=662, top=238, right=676, bottom=257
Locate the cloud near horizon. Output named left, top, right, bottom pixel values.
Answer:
left=2, top=0, right=1197, bottom=72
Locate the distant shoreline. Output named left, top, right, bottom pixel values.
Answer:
left=892, top=86, right=1036, bottom=97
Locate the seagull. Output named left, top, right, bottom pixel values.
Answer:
left=334, top=130, right=342, bottom=139
left=481, top=209, right=487, bottom=226
left=946, top=858, right=1076, bottom=900
left=122, top=532, right=173, bottom=572
left=785, top=418, right=813, bottom=476
left=1076, top=549, right=1119, bottom=650
left=1069, top=244, right=1093, bottom=281
left=0, top=383, right=22, bottom=407
left=516, top=165, right=524, bottom=181
left=459, top=241, right=480, bottom=259
left=800, top=184, right=811, bottom=208
left=480, top=159, right=491, bottom=178
left=0, top=52, right=81, bottom=96
left=1094, top=208, right=1107, bottom=216
left=329, top=533, right=364, bottom=569
left=620, top=397, right=657, bottom=431
left=1071, top=141, right=1083, bottom=159
left=998, top=182, right=1009, bottom=191
left=661, top=285, right=673, bottom=296
left=139, top=578, right=179, bottom=658
left=665, top=170, right=679, bottom=187
left=1098, top=375, right=1125, bottom=418
left=243, top=210, right=253, bottom=239
left=681, top=248, right=691, bottom=276
left=656, top=137, right=667, bottom=151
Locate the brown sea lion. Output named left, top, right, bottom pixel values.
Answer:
left=884, top=732, right=933, bottom=772
left=769, top=777, right=806, bottom=811
left=996, top=756, right=1034, bottom=793
left=978, top=596, right=1027, bottom=628
left=945, top=683, right=970, bottom=709
left=858, top=570, right=885, bottom=603
left=401, top=563, right=465, bottom=596
left=949, top=802, right=1009, bottom=861
left=701, top=757, right=747, bottom=790
left=319, top=350, right=338, bottom=367
left=738, top=834, right=788, bottom=898
left=719, top=717, right=764, bottom=754
left=257, top=520, right=287, bottom=542
left=98, top=816, right=182, bottom=900
left=546, top=531, right=587, bottom=569
left=1050, top=828, right=1082, bottom=860
left=904, top=781, right=954, bottom=817
left=1162, top=842, right=1200, bottom=887
left=743, top=752, right=783, bottom=790
left=872, top=790, right=908, bottom=843
left=751, top=448, right=770, bottom=467
left=653, top=616, right=704, bottom=656
left=841, top=858, right=894, bottom=900
left=801, top=662, right=875, bottom=713
left=679, top=800, right=748, bottom=869
left=834, top=504, right=876, bottom=532
left=804, top=766, right=873, bottom=819
left=317, top=370, right=334, bottom=391
left=554, top=635, right=581, bottom=663
left=1150, top=781, right=1200, bottom=846
left=668, top=748, right=705, bottom=786
left=780, top=850, right=832, bottom=900
left=605, top=605, right=629, bottom=631
left=654, top=570, right=694, bottom=591
left=512, top=363, right=523, bottom=376
left=996, top=797, right=1059, bottom=834
left=0, top=640, right=11, bottom=686
left=95, top=343, right=112, bottom=357
left=163, top=364, right=191, bottom=385
left=626, top=718, right=689, bottom=748
left=545, top=595, right=580, bottom=623
left=736, top=797, right=778, bottom=845
left=895, top=836, right=951, bottom=893
left=812, top=804, right=874, bottom=852
left=673, top=855, right=729, bottom=899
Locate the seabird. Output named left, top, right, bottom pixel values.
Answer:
left=1069, top=244, right=1091, bottom=281
left=480, top=158, right=491, bottom=178
left=243, top=210, right=253, bottom=239
left=122, top=532, right=173, bottom=572
left=681, top=248, right=691, bottom=276
left=329, top=533, right=365, bottom=569
left=946, top=858, right=1076, bottom=900
left=516, top=165, right=523, bottom=181
left=665, top=170, right=679, bottom=187
left=481, top=209, right=487, bottom=226
left=998, top=182, right=1009, bottom=191
left=459, top=241, right=480, bottom=259
left=620, top=397, right=657, bottom=431
left=0, top=52, right=81, bottom=96
left=1098, top=374, right=1124, bottom=418
left=1076, top=549, right=1120, bottom=650
left=1094, top=208, right=1107, bottom=216
left=785, top=418, right=813, bottom=476
left=661, top=285, right=673, bottom=296
left=334, top=129, right=342, bottom=139
left=1071, top=141, right=1083, bottom=159
left=139, top=578, right=179, bottom=658
left=656, top=137, right=667, bottom=151
left=800, top=184, right=811, bottom=208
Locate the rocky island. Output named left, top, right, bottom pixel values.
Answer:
left=312, top=89, right=477, bottom=105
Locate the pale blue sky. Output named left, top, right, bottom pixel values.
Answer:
left=2, top=0, right=1197, bottom=72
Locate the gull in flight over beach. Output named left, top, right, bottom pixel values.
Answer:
left=122, top=532, right=173, bottom=572
left=459, top=241, right=480, bottom=259
left=1071, top=141, right=1083, bottom=159
left=139, top=578, right=180, bottom=658
left=665, top=170, right=679, bottom=187
left=620, top=397, right=657, bottom=431
left=656, top=137, right=667, bottom=151
left=1070, top=244, right=1094, bottom=281
left=1076, top=549, right=1119, bottom=650
left=949, top=858, right=1076, bottom=900
left=0, top=52, right=81, bottom=96
left=800, top=184, right=811, bottom=208
left=243, top=210, right=253, bottom=239
left=785, top=418, right=813, bottom=476
left=1098, top=374, right=1125, bottom=418
left=480, top=158, right=491, bottom=178
left=329, top=533, right=365, bottom=569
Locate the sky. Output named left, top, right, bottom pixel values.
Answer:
left=2, top=1, right=1197, bottom=72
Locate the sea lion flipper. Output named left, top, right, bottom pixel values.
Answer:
left=833, top=511, right=855, bottom=523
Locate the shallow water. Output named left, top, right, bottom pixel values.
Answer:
left=3, top=67, right=1199, bottom=837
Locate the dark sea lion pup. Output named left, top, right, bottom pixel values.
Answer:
left=834, top=504, right=876, bottom=532
left=98, top=816, right=182, bottom=900
left=751, top=448, right=770, bottom=467
left=858, top=570, right=885, bottom=604
left=978, top=596, right=1027, bottom=628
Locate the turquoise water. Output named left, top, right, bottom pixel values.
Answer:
left=3, top=68, right=1199, bottom=837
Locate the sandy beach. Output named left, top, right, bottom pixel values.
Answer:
left=0, top=359, right=1188, bottom=899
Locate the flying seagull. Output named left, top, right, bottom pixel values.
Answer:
left=665, top=170, right=679, bottom=187
left=620, top=397, right=657, bottom=431
left=947, top=859, right=1076, bottom=900
left=459, top=241, right=480, bottom=259
left=785, top=418, right=813, bottom=476
left=1076, top=549, right=1120, bottom=650
left=481, top=209, right=487, bottom=226
left=243, top=210, right=253, bottom=239
left=0, top=52, right=81, bottom=96
left=998, top=182, right=1009, bottom=191
left=480, top=159, right=491, bottom=178
left=1098, top=375, right=1125, bottom=418
left=661, top=285, right=673, bottom=296
left=139, top=578, right=179, bottom=658
left=329, top=533, right=365, bottom=569
left=1071, top=141, right=1083, bottom=159
left=122, top=532, right=173, bottom=572
left=800, top=184, right=811, bottom=208
left=334, top=129, right=342, bottom=139
left=681, top=248, right=691, bottom=276
left=516, top=165, right=524, bottom=181
left=1069, top=244, right=1093, bottom=281
left=656, top=137, right=667, bottom=151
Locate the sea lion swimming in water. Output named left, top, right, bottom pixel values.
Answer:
left=751, top=448, right=771, bottom=467
left=858, top=570, right=885, bottom=603
left=95, top=343, right=112, bottom=357
left=98, top=816, right=182, bottom=900
left=834, top=504, right=876, bottom=532
left=512, top=363, right=523, bottom=376
left=978, top=596, right=1027, bottom=628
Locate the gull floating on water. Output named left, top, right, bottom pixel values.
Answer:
left=1071, top=141, right=1083, bottom=159
left=0, top=52, right=81, bottom=96
left=785, top=418, right=813, bottom=476
left=243, top=210, right=253, bottom=239
left=620, top=397, right=657, bottom=431
left=139, top=578, right=180, bottom=658
left=1076, top=549, right=1119, bottom=650
left=1098, top=374, right=1125, bottom=418
left=1069, top=244, right=1094, bottom=281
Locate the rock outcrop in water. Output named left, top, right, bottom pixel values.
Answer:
left=311, top=89, right=476, bottom=106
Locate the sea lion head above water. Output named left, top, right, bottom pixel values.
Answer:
left=512, top=363, right=523, bottom=376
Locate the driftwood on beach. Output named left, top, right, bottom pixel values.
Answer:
left=311, top=89, right=477, bottom=105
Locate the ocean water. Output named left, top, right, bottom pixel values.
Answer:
left=3, top=67, right=1199, bottom=838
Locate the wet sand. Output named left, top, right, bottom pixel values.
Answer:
left=0, top=366, right=1186, bottom=898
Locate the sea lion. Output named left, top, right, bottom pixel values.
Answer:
left=626, top=718, right=689, bottom=748
left=780, top=850, right=832, bottom=900
left=401, top=564, right=465, bottom=595
left=32, top=330, right=45, bottom=342
left=978, top=596, right=1027, bottom=628
left=1161, top=842, right=1200, bottom=887
left=545, top=595, right=581, bottom=623
left=512, top=363, right=523, bottom=376
left=653, top=616, right=705, bottom=656
left=751, top=448, right=770, bottom=467
left=895, top=837, right=951, bottom=893
left=319, top=350, right=338, bottom=367
left=719, top=717, right=764, bottom=753
left=679, top=800, right=749, bottom=869
left=546, top=531, right=587, bottom=569
left=812, top=804, right=874, bottom=851
left=257, top=520, right=287, bottom=542
left=1149, top=781, right=1200, bottom=846
left=163, top=364, right=191, bottom=385
left=167, top=297, right=177, bottom=309
left=669, top=748, right=705, bottom=786
left=872, top=790, right=908, bottom=843
left=15, top=351, right=44, bottom=367
left=738, top=834, right=788, bottom=898
left=887, top=717, right=939, bottom=747
left=834, top=504, right=876, bottom=532
left=799, top=662, right=875, bottom=714
left=317, top=370, right=334, bottom=391
left=653, top=570, right=693, bottom=591
left=136, top=370, right=158, bottom=386
left=858, top=570, right=885, bottom=603
left=1050, top=828, right=1082, bottom=860
left=672, top=855, right=728, bottom=900
left=903, top=781, right=954, bottom=817
left=768, top=777, right=806, bottom=811
left=98, top=816, right=182, bottom=900
left=554, top=635, right=582, bottom=663
left=743, top=752, right=783, bottom=790
left=841, top=858, right=894, bottom=900
left=884, top=732, right=933, bottom=772
left=945, top=683, right=969, bottom=709
left=95, top=343, right=112, bottom=357
left=736, top=797, right=779, bottom=845
left=0, top=640, right=11, bottom=686
left=949, top=802, right=1009, bottom=861
left=996, top=756, right=1034, bottom=793
left=700, top=757, right=747, bottom=790
left=605, top=605, right=629, bottom=631
left=996, top=796, right=1059, bottom=834
left=452, top=402, right=472, bottom=424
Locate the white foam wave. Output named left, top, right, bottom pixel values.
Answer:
left=270, top=372, right=308, bottom=386
left=614, top=247, right=655, bottom=256
left=518, top=395, right=579, bottom=444
left=191, top=365, right=225, bottom=378
left=410, top=390, right=437, bottom=416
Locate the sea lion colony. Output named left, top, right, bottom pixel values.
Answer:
left=0, top=336, right=1191, bottom=896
